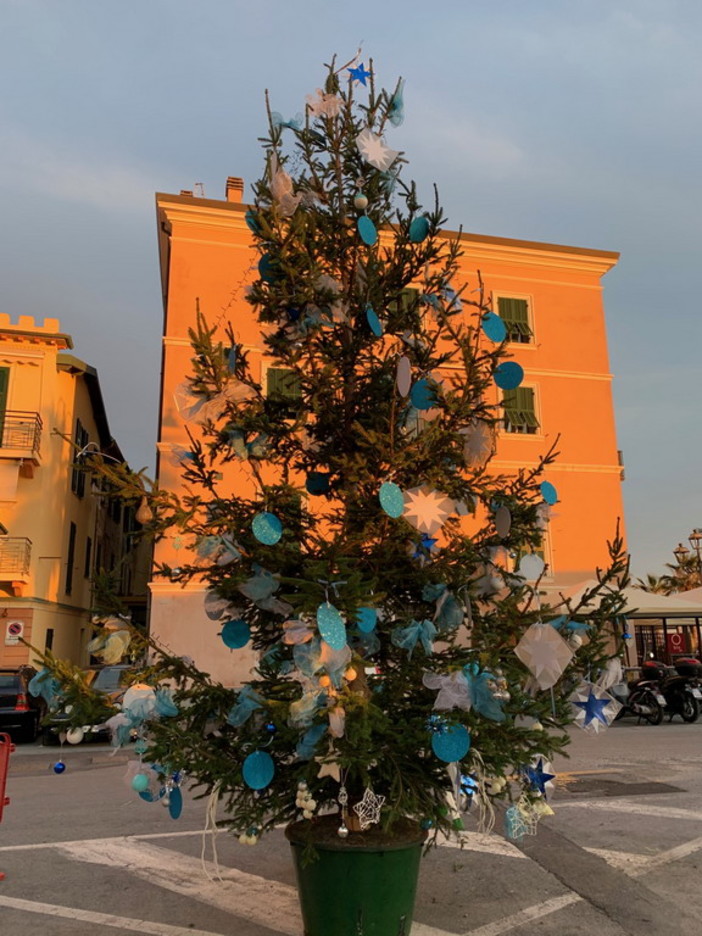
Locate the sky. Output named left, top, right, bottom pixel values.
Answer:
left=0, top=0, right=700, bottom=579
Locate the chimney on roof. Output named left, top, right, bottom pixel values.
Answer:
left=226, top=176, right=244, bottom=203
left=179, top=189, right=193, bottom=197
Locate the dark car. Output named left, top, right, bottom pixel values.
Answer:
left=43, top=663, right=132, bottom=745
left=0, top=666, right=45, bottom=742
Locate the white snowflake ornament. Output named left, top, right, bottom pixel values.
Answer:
left=356, top=128, right=400, bottom=171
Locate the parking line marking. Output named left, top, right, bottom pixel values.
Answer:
left=56, top=837, right=303, bottom=936
left=0, top=895, right=229, bottom=936
left=556, top=799, right=702, bottom=822
left=459, top=893, right=581, bottom=936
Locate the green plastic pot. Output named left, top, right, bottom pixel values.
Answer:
left=286, top=818, right=426, bottom=936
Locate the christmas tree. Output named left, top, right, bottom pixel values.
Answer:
left=35, top=55, right=628, bottom=846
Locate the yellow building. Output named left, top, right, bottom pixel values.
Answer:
left=0, top=314, right=148, bottom=668
left=151, top=178, right=625, bottom=685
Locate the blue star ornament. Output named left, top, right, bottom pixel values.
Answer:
left=523, top=758, right=555, bottom=795
left=348, top=62, right=372, bottom=85
left=574, top=691, right=610, bottom=726
left=570, top=682, right=620, bottom=734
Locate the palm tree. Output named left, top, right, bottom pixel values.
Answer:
left=636, top=573, right=675, bottom=595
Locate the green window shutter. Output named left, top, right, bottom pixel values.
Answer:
left=497, top=297, right=532, bottom=341
left=267, top=367, right=302, bottom=418
left=502, top=387, right=539, bottom=432
left=388, top=287, right=419, bottom=317
left=267, top=367, right=301, bottom=400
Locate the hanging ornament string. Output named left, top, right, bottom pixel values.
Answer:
left=200, top=781, right=224, bottom=883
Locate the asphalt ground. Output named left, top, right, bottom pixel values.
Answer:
left=2, top=720, right=702, bottom=935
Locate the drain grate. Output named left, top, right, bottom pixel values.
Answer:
left=561, top=778, right=684, bottom=797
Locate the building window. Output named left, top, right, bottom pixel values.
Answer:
left=387, top=287, right=420, bottom=320
left=266, top=367, right=302, bottom=419
left=71, top=419, right=90, bottom=498
left=497, top=297, right=532, bottom=344
left=45, top=628, right=54, bottom=651
left=502, top=387, right=539, bottom=434
left=84, top=536, right=92, bottom=578
left=65, top=521, right=77, bottom=595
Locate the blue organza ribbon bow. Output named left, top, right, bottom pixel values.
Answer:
left=391, top=619, right=437, bottom=657
left=227, top=685, right=264, bottom=727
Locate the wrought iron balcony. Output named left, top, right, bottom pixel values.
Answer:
left=0, top=537, right=32, bottom=578
left=0, top=411, right=42, bottom=457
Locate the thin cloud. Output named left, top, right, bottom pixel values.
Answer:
left=0, top=125, right=156, bottom=215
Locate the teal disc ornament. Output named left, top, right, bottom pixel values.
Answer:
left=306, top=472, right=330, bottom=495
left=494, top=362, right=524, bottom=390
left=357, top=215, right=378, bottom=246
left=482, top=312, right=507, bottom=343
left=379, top=481, right=404, bottom=518
left=432, top=724, right=471, bottom=763
left=220, top=618, right=250, bottom=649
left=366, top=306, right=384, bottom=337
left=317, top=602, right=347, bottom=650
left=258, top=253, right=279, bottom=283
left=242, top=750, right=275, bottom=790
left=356, top=607, right=378, bottom=633
left=540, top=481, right=558, bottom=505
left=252, top=511, right=283, bottom=545
left=168, top=786, right=183, bottom=820
left=409, top=216, right=430, bottom=243
left=410, top=378, right=435, bottom=410
left=245, top=209, right=261, bottom=234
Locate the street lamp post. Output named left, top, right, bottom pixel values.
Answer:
left=688, top=529, right=702, bottom=583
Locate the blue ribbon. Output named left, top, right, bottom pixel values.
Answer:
left=226, top=685, right=264, bottom=727
left=391, top=619, right=437, bottom=657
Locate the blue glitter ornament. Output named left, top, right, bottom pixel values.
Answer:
left=53, top=760, right=66, bottom=774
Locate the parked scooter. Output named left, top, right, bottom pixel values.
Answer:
left=610, top=673, right=666, bottom=725
left=640, top=658, right=702, bottom=723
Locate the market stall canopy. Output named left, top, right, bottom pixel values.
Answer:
left=545, top=581, right=702, bottom=618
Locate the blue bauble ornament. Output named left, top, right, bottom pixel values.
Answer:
left=132, top=772, right=150, bottom=793
left=53, top=760, right=66, bottom=774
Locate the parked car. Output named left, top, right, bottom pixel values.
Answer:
left=0, top=666, right=46, bottom=742
left=43, top=663, right=133, bottom=745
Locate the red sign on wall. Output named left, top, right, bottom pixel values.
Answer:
left=666, top=632, right=688, bottom=656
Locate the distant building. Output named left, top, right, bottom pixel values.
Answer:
left=0, top=315, right=149, bottom=668
left=153, top=179, right=626, bottom=684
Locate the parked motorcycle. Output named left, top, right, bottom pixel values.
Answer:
left=610, top=675, right=666, bottom=725
left=640, top=659, right=702, bottom=724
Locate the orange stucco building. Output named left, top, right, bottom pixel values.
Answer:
left=153, top=179, right=625, bottom=684
left=0, top=315, right=150, bottom=670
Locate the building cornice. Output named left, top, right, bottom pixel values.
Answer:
left=155, top=192, right=620, bottom=278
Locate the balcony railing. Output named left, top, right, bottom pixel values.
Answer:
left=0, top=537, right=32, bottom=577
left=0, top=411, right=42, bottom=455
